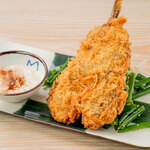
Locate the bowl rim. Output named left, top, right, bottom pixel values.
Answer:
left=0, top=50, right=48, bottom=96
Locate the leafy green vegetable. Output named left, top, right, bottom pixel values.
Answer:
left=118, top=122, right=150, bottom=133
left=15, top=99, right=85, bottom=131
left=119, top=104, right=139, bottom=125
left=134, top=77, right=150, bottom=88
left=43, top=58, right=71, bottom=87
left=52, top=53, right=71, bottom=66
left=136, top=73, right=150, bottom=86
left=133, top=101, right=150, bottom=123
left=126, top=72, right=136, bottom=102
left=136, top=73, right=146, bottom=80
left=118, top=105, right=145, bottom=130
left=132, top=87, right=150, bottom=99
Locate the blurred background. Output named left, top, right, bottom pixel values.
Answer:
left=0, top=0, right=150, bottom=56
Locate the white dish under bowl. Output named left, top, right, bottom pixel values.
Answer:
left=0, top=50, right=48, bottom=102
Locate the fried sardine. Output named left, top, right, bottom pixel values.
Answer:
left=47, top=0, right=131, bottom=129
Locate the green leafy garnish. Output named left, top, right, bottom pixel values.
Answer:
left=114, top=73, right=150, bottom=133
left=118, top=122, right=150, bottom=133
left=126, top=72, right=136, bottom=102
left=118, top=105, right=145, bottom=130
left=43, top=58, right=71, bottom=87
left=132, top=87, right=150, bottom=100
left=133, top=101, right=150, bottom=123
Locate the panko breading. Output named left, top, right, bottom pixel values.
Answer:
left=47, top=16, right=131, bottom=129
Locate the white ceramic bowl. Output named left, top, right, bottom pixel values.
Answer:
left=0, top=50, right=48, bottom=102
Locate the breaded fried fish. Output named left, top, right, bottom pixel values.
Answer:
left=47, top=0, right=131, bottom=129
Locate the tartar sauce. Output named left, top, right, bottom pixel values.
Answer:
left=0, top=65, right=41, bottom=94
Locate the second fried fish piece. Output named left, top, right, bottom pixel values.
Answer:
left=47, top=16, right=131, bottom=129
left=77, top=16, right=131, bottom=129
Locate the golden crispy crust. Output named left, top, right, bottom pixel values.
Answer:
left=47, top=58, right=81, bottom=124
left=47, top=16, right=131, bottom=129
